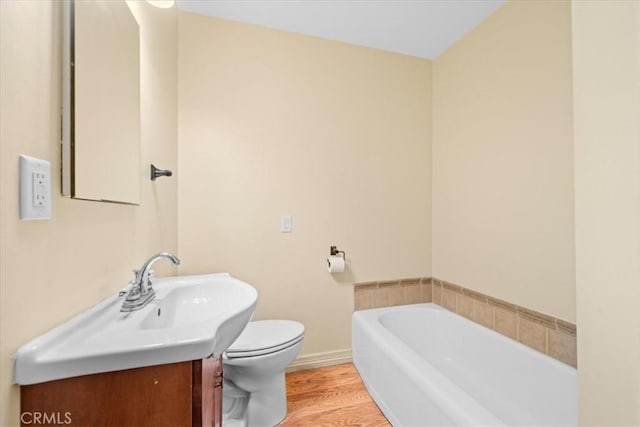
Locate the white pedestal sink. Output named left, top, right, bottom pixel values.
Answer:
left=14, top=273, right=257, bottom=385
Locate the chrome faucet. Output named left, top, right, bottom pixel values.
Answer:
left=121, top=252, right=181, bottom=312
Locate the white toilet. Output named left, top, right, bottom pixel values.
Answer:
left=222, top=320, right=304, bottom=427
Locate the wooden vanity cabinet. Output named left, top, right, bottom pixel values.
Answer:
left=20, top=356, right=223, bottom=427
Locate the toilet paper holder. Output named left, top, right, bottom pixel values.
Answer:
left=330, top=246, right=346, bottom=259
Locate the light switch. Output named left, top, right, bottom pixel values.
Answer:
left=20, top=155, right=52, bottom=220
left=280, top=215, right=293, bottom=233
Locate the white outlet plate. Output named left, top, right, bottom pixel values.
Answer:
left=20, top=155, right=52, bottom=220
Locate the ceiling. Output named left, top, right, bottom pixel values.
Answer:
left=176, top=0, right=506, bottom=60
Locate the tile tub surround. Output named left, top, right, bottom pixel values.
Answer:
left=354, top=278, right=433, bottom=310
left=353, top=278, right=577, bottom=368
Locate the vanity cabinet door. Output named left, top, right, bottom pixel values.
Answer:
left=20, top=361, right=193, bottom=426
left=20, top=358, right=224, bottom=427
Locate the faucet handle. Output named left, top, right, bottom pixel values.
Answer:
left=118, top=270, right=142, bottom=298
left=119, top=275, right=137, bottom=297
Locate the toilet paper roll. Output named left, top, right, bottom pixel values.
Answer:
left=327, top=255, right=345, bottom=273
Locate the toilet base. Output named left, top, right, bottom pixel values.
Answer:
left=223, top=374, right=287, bottom=427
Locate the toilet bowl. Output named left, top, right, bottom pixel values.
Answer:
left=222, top=320, right=304, bottom=427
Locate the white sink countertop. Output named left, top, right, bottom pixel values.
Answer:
left=14, top=273, right=257, bottom=385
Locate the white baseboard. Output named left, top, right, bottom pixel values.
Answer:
left=286, top=348, right=352, bottom=372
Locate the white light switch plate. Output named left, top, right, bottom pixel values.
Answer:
left=20, top=155, right=52, bottom=220
left=280, top=215, right=293, bottom=233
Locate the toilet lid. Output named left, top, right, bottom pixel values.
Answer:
left=225, top=335, right=304, bottom=359
left=225, top=320, right=304, bottom=358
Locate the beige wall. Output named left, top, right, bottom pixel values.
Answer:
left=178, top=12, right=432, bottom=357
left=0, top=1, right=178, bottom=425
left=432, top=0, right=576, bottom=322
left=572, top=1, right=640, bottom=424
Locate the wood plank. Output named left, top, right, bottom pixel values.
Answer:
left=280, top=363, right=390, bottom=426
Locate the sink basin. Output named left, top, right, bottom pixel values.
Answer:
left=14, top=273, right=257, bottom=385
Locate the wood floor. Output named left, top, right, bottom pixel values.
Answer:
left=280, top=363, right=390, bottom=426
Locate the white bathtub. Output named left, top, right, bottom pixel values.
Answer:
left=352, top=303, right=576, bottom=426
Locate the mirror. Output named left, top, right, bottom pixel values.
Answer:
left=62, top=0, right=140, bottom=205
